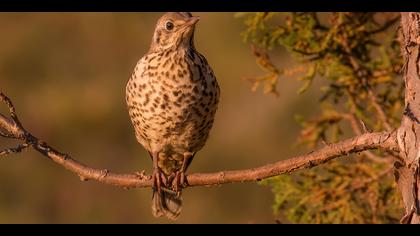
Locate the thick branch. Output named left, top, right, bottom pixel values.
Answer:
left=396, top=12, right=420, bottom=224
left=0, top=92, right=399, bottom=188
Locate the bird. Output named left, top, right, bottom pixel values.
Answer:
left=125, top=12, right=220, bottom=220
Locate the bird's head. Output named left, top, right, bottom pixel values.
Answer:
left=149, top=12, right=199, bottom=52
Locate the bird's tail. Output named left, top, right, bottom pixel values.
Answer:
left=152, top=188, right=182, bottom=220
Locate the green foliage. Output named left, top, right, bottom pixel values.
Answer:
left=262, top=162, right=402, bottom=223
left=239, top=12, right=404, bottom=223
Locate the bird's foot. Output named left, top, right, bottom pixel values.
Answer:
left=170, top=170, right=188, bottom=197
left=151, top=168, right=167, bottom=194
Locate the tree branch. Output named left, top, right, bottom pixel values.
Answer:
left=367, top=15, right=400, bottom=35
left=367, top=88, right=393, bottom=131
left=396, top=12, right=420, bottom=224
left=342, top=113, right=394, bottom=164
left=0, top=143, right=30, bottom=156
left=0, top=92, right=400, bottom=189
left=345, top=55, right=393, bottom=132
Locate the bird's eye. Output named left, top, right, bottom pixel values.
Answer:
left=165, top=21, right=174, bottom=31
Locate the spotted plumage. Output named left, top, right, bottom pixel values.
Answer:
left=125, top=12, right=220, bottom=220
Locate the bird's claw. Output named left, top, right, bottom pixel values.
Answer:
left=171, top=171, right=187, bottom=196
left=152, top=168, right=166, bottom=194
left=135, top=170, right=147, bottom=180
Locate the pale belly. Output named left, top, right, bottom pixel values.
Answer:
left=139, top=104, right=213, bottom=154
left=126, top=78, right=217, bottom=174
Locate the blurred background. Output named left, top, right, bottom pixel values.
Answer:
left=0, top=12, right=325, bottom=223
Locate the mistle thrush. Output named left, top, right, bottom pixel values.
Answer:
left=125, top=12, right=220, bottom=220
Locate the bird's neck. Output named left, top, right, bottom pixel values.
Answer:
left=150, top=44, right=196, bottom=58
left=149, top=34, right=196, bottom=54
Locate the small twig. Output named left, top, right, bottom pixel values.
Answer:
left=367, top=88, right=393, bottom=131
left=344, top=88, right=394, bottom=164
left=0, top=143, right=30, bottom=157
left=342, top=113, right=393, bottom=164
left=0, top=92, right=22, bottom=128
left=367, top=16, right=400, bottom=35
left=320, top=135, right=330, bottom=146
left=344, top=53, right=393, bottom=132
left=359, top=119, right=372, bottom=133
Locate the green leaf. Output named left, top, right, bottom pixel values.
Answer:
left=297, top=63, right=317, bottom=94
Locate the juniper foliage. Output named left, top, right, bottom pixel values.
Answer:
left=239, top=12, right=404, bottom=223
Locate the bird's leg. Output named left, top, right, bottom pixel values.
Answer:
left=172, top=152, right=193, bottom=195
left=151, top=152, right=165, bottom=194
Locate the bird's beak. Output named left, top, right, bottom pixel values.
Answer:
left=185, top=16, right=200, bottom=26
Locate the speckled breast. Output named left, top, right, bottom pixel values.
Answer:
left=126, top=48, right=220, bottom=174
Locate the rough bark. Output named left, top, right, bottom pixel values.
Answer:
left=0, top=92, right=398, bottom=188
left=396, top=12, right=420, bottom=224
left=0, top=93, right=398, bottom=188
